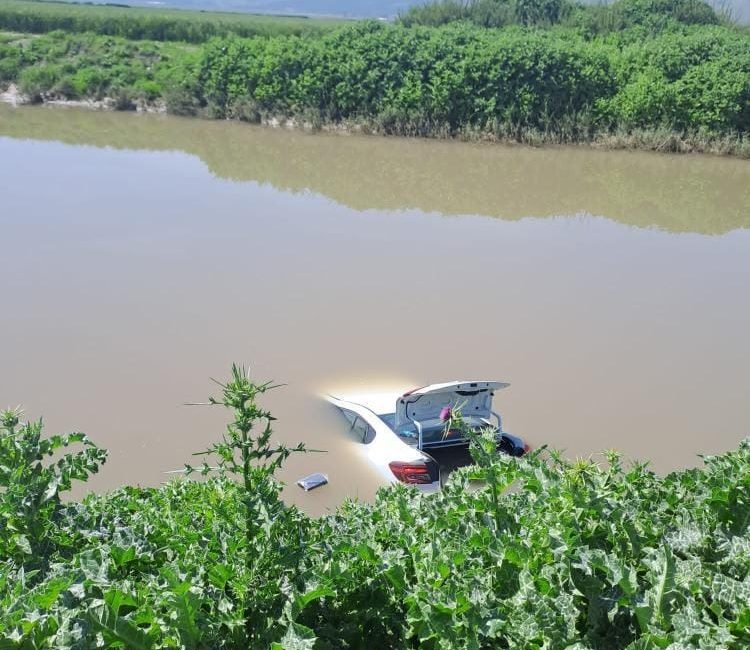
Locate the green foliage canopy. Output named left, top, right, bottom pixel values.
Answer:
left=191, top=21, right=749, bottom=135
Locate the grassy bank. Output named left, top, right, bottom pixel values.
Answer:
left=2, top=367, right=749, bottom=648
left=0, top=0, right=345, bottom=43
left=0, top=0, right=748, bottom=154
left=0, top=30, right=194, bottom=108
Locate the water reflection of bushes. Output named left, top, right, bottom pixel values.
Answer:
left=1, top=104, right=748, bottom=234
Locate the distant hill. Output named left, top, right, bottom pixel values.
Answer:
left=79, top=0, right=750, bottom=22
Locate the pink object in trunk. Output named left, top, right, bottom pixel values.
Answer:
left=439, top=407, right=452, bottom=422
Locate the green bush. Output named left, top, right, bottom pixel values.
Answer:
left=615, top=0, right=720, bottom=28
left=196, top=23, right=619, bottom=131
left=0, top=44, right=21, bottom=85
left=17, top=62, right=60, bottom=101
left=133, top=78, right=162, bottom=100
left=70, top=66, right=105, bottom=97
left=673, top=59, right=750, bottom=130
left=189, top=21, right=748, bottom=137
left=606, top=68, right=677, bottom=127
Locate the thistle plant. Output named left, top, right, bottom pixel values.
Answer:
left=184, top=364, right=307, bottom=484
left=0, top=406, right=107, bottom=566
left=184, top=365, right=309, bottom=643
left=442, top=404, right=519, bottom=532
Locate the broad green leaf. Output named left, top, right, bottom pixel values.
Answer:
left=207, top=563, right=232, bottom=590
left=87, top=603, right=153, bottom=650
left=272, top=623, right=317, bottom=650
left=34, top=575, right=74, bottom=609
left=297, top=585, right=334, bottom=609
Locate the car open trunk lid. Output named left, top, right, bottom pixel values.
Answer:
left=394, top=381, right=509, bottom=429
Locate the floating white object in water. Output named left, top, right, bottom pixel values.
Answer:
left=297, top=472, right=329, bottom=491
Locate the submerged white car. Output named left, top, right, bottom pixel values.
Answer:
left=327, top=381, right=528, bottom=492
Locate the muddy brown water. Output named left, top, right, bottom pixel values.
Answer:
left=1, top=104, right=749, bottom=514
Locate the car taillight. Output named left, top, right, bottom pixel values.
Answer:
left=523, top=443, right=532, bottom=453
left=389, top=460, right=434, bottom=484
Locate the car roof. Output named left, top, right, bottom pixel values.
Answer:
left=333, top=391, right=401, bottom=415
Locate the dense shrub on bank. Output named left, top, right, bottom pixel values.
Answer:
left=1, top=370, right=749, bottom=648
left=197, top=23, right=618, bottom=132
left=0, top=0, right=340, bottom=44
left=193, top=21, right=750, bottom=136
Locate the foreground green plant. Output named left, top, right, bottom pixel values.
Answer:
left=184, top=365, right=309, bottom=644
left=301, top=442, right=750, bottom=648
left=0, top=406, right=106, bottom=566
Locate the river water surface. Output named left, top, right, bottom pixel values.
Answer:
left=1, top=104, right=749, bottom=514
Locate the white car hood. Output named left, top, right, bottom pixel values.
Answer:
left=394, top=381, right=509, bottom=428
